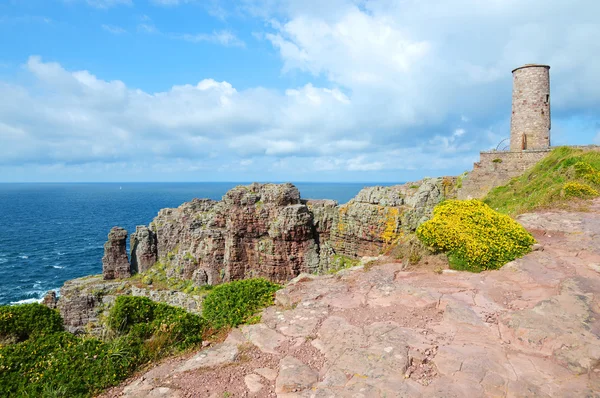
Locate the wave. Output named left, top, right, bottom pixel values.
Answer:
left=19, top=255, right=29, bottom=259
left=52, top=265, right=65, bottom=269
left=0, top=258, right=7, bottom=264
left=10, top=298, right=41, bottom=305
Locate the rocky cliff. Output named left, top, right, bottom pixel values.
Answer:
left=58, top=179, right=456, bottom=334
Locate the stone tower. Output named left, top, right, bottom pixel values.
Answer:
left=509, top=64, right=551, bottom=151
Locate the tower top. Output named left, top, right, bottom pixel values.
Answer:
left=511, top=64, right=550, bottom=73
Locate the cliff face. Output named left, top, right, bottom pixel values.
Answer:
left=151, top=183, right=320, bottom=285
left=147, top=179, right=455, bottom=282
left=58, top=179, right=455, bottom=333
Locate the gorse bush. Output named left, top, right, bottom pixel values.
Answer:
left=202, top=278, right=281, bottom=328
left=0, top=303, right=63, bottom=342
left=416, top=200, right=535, bottom=272
left=563, top=182, right=599, bottom=198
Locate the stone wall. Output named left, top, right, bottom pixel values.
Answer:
left=458, top=149, right=550, bottom=200
left=510, top=65, right=551, bottom=151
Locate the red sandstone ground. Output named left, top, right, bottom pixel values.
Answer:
left=100, top=200, right=600, bottom=398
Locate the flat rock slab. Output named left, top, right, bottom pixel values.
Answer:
left=104, top=200, right=600, bottom=397
left=275, top=355, right=318, bottom=393
left=177, top=342, right=239, bottom=372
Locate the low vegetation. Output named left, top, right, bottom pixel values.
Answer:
left=203, top=278, right=281, bottom=328
left=485, top=147, right=600, bottom=215
left=326, top=254, right=361, bottom=274
left=416, top=200, right=535, bottom=272
left=0, top=278, right=281, bottom=397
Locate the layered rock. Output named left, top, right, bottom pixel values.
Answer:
left=145, top=180, right=456, bottom=282
left=151, top=183, right=319, bottom=286
left=102, top=227, right=131, bottom=280
left=328, top=177, right=457, bottom=259
left=130, top=225, right=157, bottom=273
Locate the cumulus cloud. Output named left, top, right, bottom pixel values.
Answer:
left=2, top=0, right=600, bottom=181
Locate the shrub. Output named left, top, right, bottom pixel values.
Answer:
left=0, top=303, right=63, bottom=342
left=573, top=161, right=595, bottom=176
left=108, top=296, right=155, bottom=333
left=0, top=332, right=138, bottom=397
left=109, top=296, right=207, bottom=353
left=416, top=200, right=535, bottom=272
left=202, top=278, right=281, bottom=329
left=563, top=182, right=599, bottom=198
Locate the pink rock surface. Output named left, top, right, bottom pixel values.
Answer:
left=102, top=201, right=600, bottom=397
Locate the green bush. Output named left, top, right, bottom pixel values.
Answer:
left=109, top=296, right=207, bottom=353
left=416, top=200, right=535, bottom=272
left=202, top=278, right=281, bottom=329
left=0, top=303, right=63, bottom=342
left=108, top=296, right=155, bottom=333
left=0, top=332, right=139, bottom=397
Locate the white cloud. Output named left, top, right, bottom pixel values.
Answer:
left=101, top=24, right=127, bottom=34
left=0, top=56, right=477, bottom=181
left=177, top=30, right=245, bottom=47
left=3, top=0, right=600, bottom=181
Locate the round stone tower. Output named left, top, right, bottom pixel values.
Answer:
left=509, top=64, right=551, bottom=151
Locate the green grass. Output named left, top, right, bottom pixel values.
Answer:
left=484, top=146, right=600, bottom=215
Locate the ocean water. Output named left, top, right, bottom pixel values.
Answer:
left=0, top=182, right=396, bottom=305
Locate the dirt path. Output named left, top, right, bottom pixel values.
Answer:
left=101, top=201, right=600, bottom=397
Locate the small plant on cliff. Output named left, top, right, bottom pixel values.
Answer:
left=562, top=182, right=599, bottom=198
left=327, top=254, right=360, bottom=274
left=202, top=278, right=281, bottom=329
left=416, top=200, right=535, bottom=272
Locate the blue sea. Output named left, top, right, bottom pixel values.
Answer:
left=0, top=182, right=396, bottom=305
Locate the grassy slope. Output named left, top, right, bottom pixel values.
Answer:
left=484, top=146, right=600, bottom=215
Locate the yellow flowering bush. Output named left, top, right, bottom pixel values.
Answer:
left=416, top=200, right=535, bottom=272
left=563, top=182, right=599, bottom=198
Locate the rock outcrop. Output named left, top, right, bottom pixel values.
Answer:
left=59, top=180, right=456, bottom=334
left=327, top=177, right=456, bottom=260
left=102, top=227, right=131, bottom=280
left=41, top=290, right=58, bottom=309
left=151, top=183, right=319, bottom=285
left=148, top=179, right=455, bottom=284
left=130, top=225, right=157, bottom=273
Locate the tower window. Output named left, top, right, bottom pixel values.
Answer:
left=545, top=94, right=549, bottom=104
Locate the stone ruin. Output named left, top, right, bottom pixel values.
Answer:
left=458, top=64, right=552, bottom=199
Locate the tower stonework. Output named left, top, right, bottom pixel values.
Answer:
left=510, top=64, right=551, bottom=151
left=458, top=63, right=553, bottom=200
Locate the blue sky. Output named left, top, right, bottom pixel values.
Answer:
left=1, top=0, right=599, bottom=182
